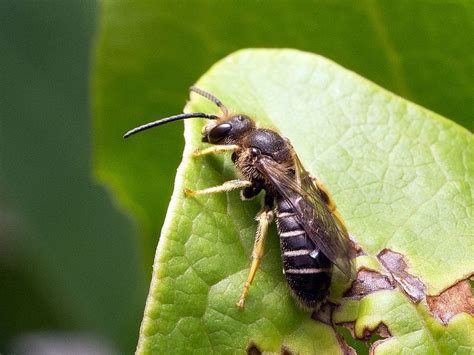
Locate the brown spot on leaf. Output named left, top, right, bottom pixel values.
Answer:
left=426, top=279, right=474, bottom=325
left=377, top=249, right=426, bottom=303
left=344, top=268, right=395, bottom=299
left=334, top=331, right=357, bottom=355
left=372, top=322, right=390, bottom=338
left=313, top=269, right=394, bottom=348
left=339, top=322, right=356, bottom=339
left=338, top=320, right=391, bottom=342
left=280, top=346, right=293, bottom=355
left=369, top=339, right=389, bottom=355
left=247, top=343, right=261, bottom=355
left=349, top=235, right=365, bottom=257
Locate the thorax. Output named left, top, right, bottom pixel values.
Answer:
left=232, top=128, right=294, bottom=188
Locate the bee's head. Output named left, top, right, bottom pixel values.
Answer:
left=123, top=87, right=254, bottom=144
left=202, top=114, right=255, bottom=144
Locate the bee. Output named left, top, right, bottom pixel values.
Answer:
left=124, top=87, right=355, bottom=309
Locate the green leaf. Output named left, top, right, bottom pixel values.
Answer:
left=93, top=0, right=474, bottom=270
left=136, top=49, right=473, bottom=353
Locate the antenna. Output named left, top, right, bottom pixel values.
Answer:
left=190, top=86, right=229, bottom=116
left=123, top=112, right=217, bottom=139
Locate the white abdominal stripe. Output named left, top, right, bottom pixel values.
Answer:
left=279, top=230, right=305, bottom=238
left=285, top=268, right=330, bottom=274
left=283, top=248, right=321, bottom=259
left=283, top=249, right=312, bottom=257
left=276, top=212, right=296, bottom=218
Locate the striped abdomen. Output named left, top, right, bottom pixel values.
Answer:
left=276, top=197, right=332, bottom=308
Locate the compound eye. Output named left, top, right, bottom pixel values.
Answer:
left=209, top=123, right=232, bottom=142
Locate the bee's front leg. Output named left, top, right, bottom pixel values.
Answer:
left=184, top=179, right=251, bottom=197
left=192, top=144, right=239, bottom=157
left=236, top=207, right=274, bottom=309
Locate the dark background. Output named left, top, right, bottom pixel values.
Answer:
left=1, top=1, right=144, bottom=353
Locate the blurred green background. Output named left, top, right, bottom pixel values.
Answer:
left=0, top=1, right=144, bottom=353
left=1, top=1, right=472, bottom=354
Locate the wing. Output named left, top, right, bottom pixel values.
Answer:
left=255, top=153, right=355, bottom=279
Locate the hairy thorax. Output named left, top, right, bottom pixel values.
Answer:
left=233, top=128, right=295, bottom=190
left=233, top=148, right=262, bottom=182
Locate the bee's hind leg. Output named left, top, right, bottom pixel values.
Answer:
left=312, top=177, right=349, bottom=236
left=184, top=179, right=251, bottom=197
left=236, top=207, right=274, bottom=309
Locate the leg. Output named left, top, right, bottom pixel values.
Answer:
left=240, top=184, right=263, bottom=200
left=236, top=208, right=274, bottom=309
left=184, top=179, right=251, bottom=197
left=313, top=177, right=349, bottom=236
left=193, top=144, right=239, bottom=157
